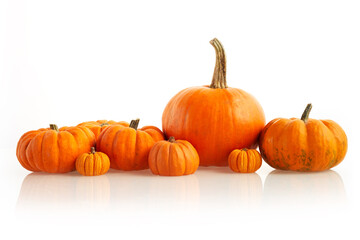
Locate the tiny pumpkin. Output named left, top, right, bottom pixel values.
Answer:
left=97, top=119, right=165, bottom=170
left=76, top=147, right=110, bottom=176
left=228, top=148, right=262, bottom=173
left=16, top=124, right=95, bottom=173
left=78, top=120, right=129, bottom=140
left=259, top=104, right=348, bottom=172
left=148, top=137, right=200, bottom=176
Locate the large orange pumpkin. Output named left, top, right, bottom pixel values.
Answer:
left=162, top=38, right=265, bottom=166
left=97, top=119, right=165, bottom=170
left=259, top=104, right=348, bottom=171
left=16, top=124, right=95, bottom=173
left=148, top=137, right=200, bottom=176
left=77, top=120, right=129, bottom=140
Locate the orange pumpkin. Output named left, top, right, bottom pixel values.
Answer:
left=76, top=147, right=110, bottom=176
left=228, top=148, right=262, bottom=173
left=97, top=119, right=165, bottom=170
left=149, top=137, right=199, bottom=176
left=78, top=120, right=129, bottom=140
left=259, top=104, right=348, bottom=171
left=16, top=124, right=95, bottom=173
left=162, top=38, right=265, bottom=166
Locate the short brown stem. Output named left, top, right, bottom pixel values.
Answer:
left=100, top=123, right=109, bottom=127
left=301, top=103, right=312, bottom=123
left=209, top=38, right=227, bottom=89
left=91, top=147, right=96, bottom=154
left=242, top=148, right=248, bottom=151
left=129, top=118, right=140, bottom=130
left=49, top=124, right=59, bottom=132
left=168, top=136, right=176, bottom=143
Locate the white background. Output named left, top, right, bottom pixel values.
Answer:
left=1, top=0, right=359, bottom=239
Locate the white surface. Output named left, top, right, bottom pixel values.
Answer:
left=1, top=0, right=359, bottom=239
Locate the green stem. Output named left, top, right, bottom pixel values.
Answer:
left=209, top=38, right=227, bottom=89
left=91, top=147, right=96, bottom=154
left=49, top=124, right=59, bottom=132
left=168, top=136, right=176, bottom=143
left=301, top=103, right=312, bottom=123
left=100, top=123, right=109, bottom=127
left=129, top=118, right=140, bottom=130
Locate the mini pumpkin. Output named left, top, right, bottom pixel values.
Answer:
left=97, top=119, right=165, bottom=170
left=78, top=120, right=129, bottom=140
left=16, top=124, right=95, bottom=173
left=259, top=104, right=348, bottom=171
left=148, top=137, right=199, bottom=176
left=228, top=148, right=262, bottom=173
left=76, top=147, right=110, bottom=176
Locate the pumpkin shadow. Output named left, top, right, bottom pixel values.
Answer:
left=263, top=170, right=347, bottom=208
left=16, top=171, right=110, bottom=213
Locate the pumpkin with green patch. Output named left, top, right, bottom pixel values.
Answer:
left=259, top=104, right=347, bottom=171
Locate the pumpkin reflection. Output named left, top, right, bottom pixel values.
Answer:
left=196, top=167, right=263, bottom=209
left=263, top=170, right=346, bottom=207
left=17, top=172, right=110, bottom=212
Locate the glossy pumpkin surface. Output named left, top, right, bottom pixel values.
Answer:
left=16, top=124, right=95, bottom=173
left=228, top=148, right=262, bottom=173
left=76, top=147, right=110, bottom=176
left=162, top=38, right=265, bottom=166
left=97, top=119, right=165, bottom=170
left=149, top=137, right=199, bottom=176
left=259, top=104, right=348, bottom=171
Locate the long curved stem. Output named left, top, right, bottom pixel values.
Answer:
left=209, top=38, right=227, bottom=89
left=301, top=103, right=312, bottom=123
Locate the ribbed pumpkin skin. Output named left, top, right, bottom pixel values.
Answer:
left=97, top=125, right=164, bottom=170
left=162, top=87, right=265, bottom=166
left=148, top=139, right=199, bottom=176
left=78, top=120, right=129, bottom=140
left=228, top=149, right=262, bottom=173
left=259, top=118, right=348, bottom=172
left=16, top=126, right=95, bottom=173
left=76, top=149, right=110, bottom=176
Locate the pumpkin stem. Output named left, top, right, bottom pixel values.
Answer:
left=168, top=136, right=176, bottom=143
left=242, top=148, right=248, bottom=151
left=100, top=123, right=109, bottom=127
left=209, top=38, right=227, bottom=89
left=90, top=147, right=96, bottom=154
left=49, top=124, right=59, bottom=132
left=301, top=103, right=312, bottom=123
left=129, top=118, right=140, bottom=130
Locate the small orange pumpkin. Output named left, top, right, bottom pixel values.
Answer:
left=78, top=120, right=129, bottom=140
left=76, top=147, right=110, bottom=176
left=148, top=137, right=199, bottom=176
left=97, top=119, right=165, bottom=170
left=259, top=104, right=348, bottom=171
left=228, top=148, right=262, bottom=173
left=16, top=124, right=95, bottom=173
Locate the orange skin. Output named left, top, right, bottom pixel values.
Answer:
left=259, top=118, right=348, bottom=172
left=97, top=120, right=165, bottom=171
left=228, top=148, right=262, bottom=173
left=162, top=86, right=265, bottom=166
left=76, top=148, right=110, bottom=176
left=16, top=125, right=96, bottom=173
left=148, top=138, right=199, bottom=176
left=78, top=120, right=129, bottom=140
